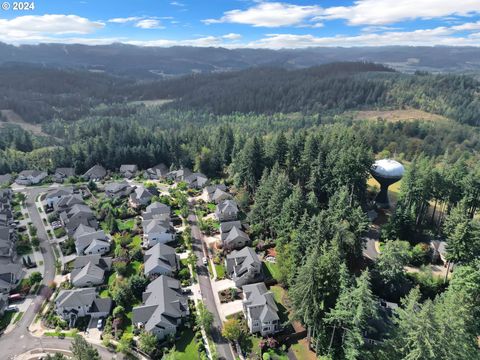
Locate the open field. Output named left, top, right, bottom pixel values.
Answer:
left=350, top=108, right=449, bottom=123
left=128, top=99, right=173, bottom=107
left=0, top=109, right=50, bottom=136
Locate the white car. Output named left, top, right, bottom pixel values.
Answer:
left=5, top=305, right=19, bottom=312
left=97, top=318, right=104, bottom=330
left=202, top=256, right=208, bottom=266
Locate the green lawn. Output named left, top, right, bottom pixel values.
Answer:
left=116, top=218, right=135, bottom=231
left=215, top=264, right=226, bottom=280
left=13, top=311, right=24, bottom=324
left=269, top=285, right=292, bottom=331
left=125, top=260, right=142, bottom=277
left=263, top=261, right=281, bottom=281
left=174, top=328, right=198, bottom=360
left=129, top=235, right=142, bottom=250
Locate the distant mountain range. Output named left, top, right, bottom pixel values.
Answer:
left=1, top=43, right=480, bottom=77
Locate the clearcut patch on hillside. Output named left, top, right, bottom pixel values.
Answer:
left=351, top=108, right=449, bottom=123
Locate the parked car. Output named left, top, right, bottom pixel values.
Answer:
left=202, top=256, right=208, bottom=266
left=8, top=293, right=25, bottom=302
left=97, top=318, right=104, bottom=330
left=5, top=305, right=19, bottom=312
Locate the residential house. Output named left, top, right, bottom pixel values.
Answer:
left=54, top=194, right=84, bottom=213
left=120, top=165, right=138, bottom=179
left=73, top=225, right=110, bottom=255
left=129, top=186, right=154, bottom=209
left=0, top=262, right=24, bottom=294
left=242, top=283, right=280, bottom=336
left=222, top=225, right=250, bottom=250
left=144, top=164, right=168, bottom=180
left=202, top=184, right=227, bottom=202
left=142, top=219, right=174, bottom=248
left=55, top=288, right=112, bottom=326
left=144, top=243, right=179, bottom=277
left=53, top=168, right=75, bottom=183
left=45, top=188, right=73, bottom=207
left=185, top=173, right=209, bottom=189
left=104, top=182, right=132, bottom=199
left=226, top=247, right=263, bottom=287
left=166, top=168, right=192, bottom=182
left=142, top=202, right=171, bottom=221
left=132, top=275, right=188, bottom=340
left=15, top=170, right=48, bottom=186
left=70, top=255, right=112, bottom=287
left=215, top=200, right=239, bottom=222
left=60, top=204, right=98, bottom=235
left=0, top=174, right=12, bottom=186
left=0, top=226, right=15, bottom=259
left=83, top=165, right=107, bottom=181
left=0, top=293, right=8, bottom=316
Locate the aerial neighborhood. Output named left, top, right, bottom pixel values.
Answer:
left=0, top=161, right=288, bottom=359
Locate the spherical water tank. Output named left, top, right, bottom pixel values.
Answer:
left=370, top=159, right=404, bottom=208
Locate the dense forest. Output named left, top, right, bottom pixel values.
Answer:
left=1, top=62, right=480, bottom=126
left=0, top=60, right=479, bottom=359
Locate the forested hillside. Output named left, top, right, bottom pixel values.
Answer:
left=1, top=62, right=479, bottom=126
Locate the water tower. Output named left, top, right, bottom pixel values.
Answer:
left=370, top=159, right=404, bottom=209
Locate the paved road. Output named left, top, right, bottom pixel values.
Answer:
left=363, top=226, right=380, bottom=261
left=188, top=213, right=235, bottom=360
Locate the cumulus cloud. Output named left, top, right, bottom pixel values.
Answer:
left=107, top=17, right=142, bottom=24
left=0, top=14, right=104, bottom=40
left=203, top=2, right=323, bottom=27
left=135, top=19, right=164, bottom=29
left=318, top=0, right=480, bottom=25
left=222, top=33, right=242, bottom=40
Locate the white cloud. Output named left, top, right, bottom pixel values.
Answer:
left=222, top=33, right=242, bottom=40
left=203, top=2, right=323, bottom=27
left=170, top=1, right=185, bottom=6
left=108, top=17, right=142, bottom=23
left=247, top=24, right=480, bottom=48
left=0, top=14, right=103, bottom=40
left=135, top=19, right=164, bottom=29
left=318, top=0, right=480, bottom=25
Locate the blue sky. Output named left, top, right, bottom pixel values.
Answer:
left=0, top=0, right=480, bottom=47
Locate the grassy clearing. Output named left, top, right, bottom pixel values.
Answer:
left=351, top=108, right=449, bottom=123
left=263, top=262, right=281, bottom=282
left=215, top=264, right=226, bottom=280
left=116, top=218, right=135, bottom=231
left=174, top=328, right=198, bottom=360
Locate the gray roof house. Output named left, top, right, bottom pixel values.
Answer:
left=55, top=288, right=112, bottom=326
left=166, top=168, right=192, bottom=182
left=215, top=200, right=239, bottom=222
left=223, top=226, right=251, bottom=250
left=0, top=226, right=15, bottom=259
left=129, top=186, right=154, bottom=209
left=73, top=225, right=110, bottom=256
left=226, top=247, right=263, bottom=287
left=45, top=188, right=74, bottom=207
left=83, top=165, right=107, bottom=181
left=54, top=194, right=84, bottom=213
left=142, top=219, right=174, bottom=248
left=144, top=164, right=168, bottom=180
left=185, top=173, right=209, bottom=189
left=70, top=255, right=112, bottom=287
left=202, top=184, right=228, bottom=202
left=144, top=243, right=179, bottom=277
left=0, top=263, right=24, bottom=294
left=211, top=189, right=233, bottom=204
left=61, top=204, right=98, bottom=235
left=142, top=202, right=171, bottom=221
left=242, top=283, right=280, bottom=336
left=120, top=165, right=138, bottom=179
left=132, top=275, right=189, bottom=340
left=105, top=181, right=133, bottom=199
left=53, top=168, right=75, bottom=183
left=15, top=170, right=48, bottom=186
